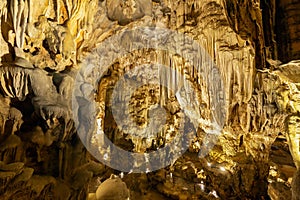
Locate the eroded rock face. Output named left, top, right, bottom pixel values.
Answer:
left=106, top=0, right=152, bottom=25
left=0, top=0, right=299, bottom=199
left=276, top=0, right=300, bottom=63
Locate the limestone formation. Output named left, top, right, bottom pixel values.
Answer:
left=0, top=0, right=299, bottom=199
left=95, top=175, right=129, bottom=200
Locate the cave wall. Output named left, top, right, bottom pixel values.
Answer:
left=0, top=0, right=299, bottom=199
left=276, top=0, right=300, bottom=63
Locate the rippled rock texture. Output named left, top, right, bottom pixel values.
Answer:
left=0, top=0, right=299, bottom=199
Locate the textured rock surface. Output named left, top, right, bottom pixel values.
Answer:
left=0, top=0, right=299, bottom=199
left=95, top=176, right=129, bottom=200
left=276, top=0, right=300, bottom=63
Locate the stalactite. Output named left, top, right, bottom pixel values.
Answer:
left=10, top=0, right=29, bottom=49
left=0, top=0, right=299, bottom=199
